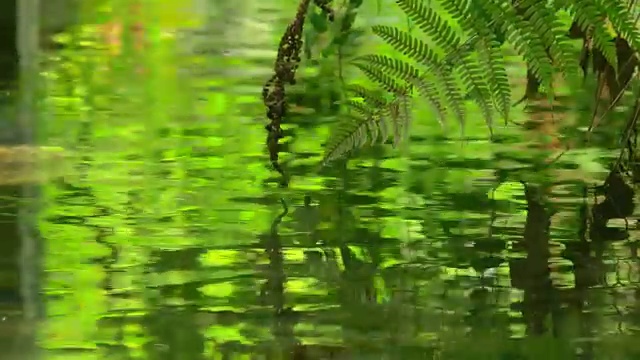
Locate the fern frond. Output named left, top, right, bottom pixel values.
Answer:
left=354, top=0, right=507, bottom=132
left=600, top=0, right=640, bottom=52
left=371, top=25, right=440, bottom=65
left=350, top=57, right=414, bottom=147
left=458, top=54, right=495, bottom=130
left=432, top=64, right=466, bottom=125
left=520, top=2, right=580, bottom=80
left=389, top=93, right=412, bottom=147
left=396, top=0, right=461, bottom=52
left=476, top=37, right=511, bottom=122
left=439, top=0, right=472, bottom=31
left=351, top=61, right=407, bottom=94
left=346, top=85, right=388, bottom=108
left=360, top=27, right=453, bottom=123
left=320, top=0, right=640, bottom=168
left=409, top=71, right=449, bottom=126
left=479, top=0, right=555, bottom=90
left=353, top=54, right=448, bottom=124
left=322, top=93, right=410, bottom=164
left=354, top=54, right=421, bottom=85
left=322, top=113, right=387, bottom=164
left=346, top=100, right=376, bottom=118
left=570, top=1, right=618, bottom=68
left=439, top=0, right=511, bottom=123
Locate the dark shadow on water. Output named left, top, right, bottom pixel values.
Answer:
left=0, top=182, right=37, bottom=359
left=0, top=2, right=38, bottom=357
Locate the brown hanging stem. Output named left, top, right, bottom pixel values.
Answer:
left=261, top=0, right=334, bottom=187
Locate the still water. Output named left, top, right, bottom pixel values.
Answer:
left=0, top=0, right=639, bottom=359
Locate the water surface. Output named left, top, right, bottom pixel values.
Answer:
left=1, top=0, right=639, bottom=359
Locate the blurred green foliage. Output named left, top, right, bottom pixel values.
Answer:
left=18, top=0, right=640, bottom=359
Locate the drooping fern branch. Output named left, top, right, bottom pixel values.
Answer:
left=321, top=0, right=640, bottom=165
left=323, top=84, right=412, bottom=164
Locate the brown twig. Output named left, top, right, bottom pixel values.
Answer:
left=262, top=0, right=334, bottom=187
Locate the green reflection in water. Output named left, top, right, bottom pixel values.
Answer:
left=1, top=0, right=638, bottom=359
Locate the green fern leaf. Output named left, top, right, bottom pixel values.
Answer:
left=438, top=0, right=510, bottom=123
left=600, top=0, right=640, bottom=56
left=396, top=0, right=461, bottom=52
left=521, top=2, right=580, bottom=80
left=353, top=54, right=448, bottom=124
left=322, top=114, right=386, bottom=164
left=346, top=85, right=388, bottom=108
left=371, top=25, right=440, bottom=65
left=476, top=38, right=511, bottom=123
left=351, top=61, right=407, bottom=94
left=323, top=94, right=410, bottom=164
left=480, top=0, right=555, bottom=91
left=571, top=2, right=617, bottom=69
